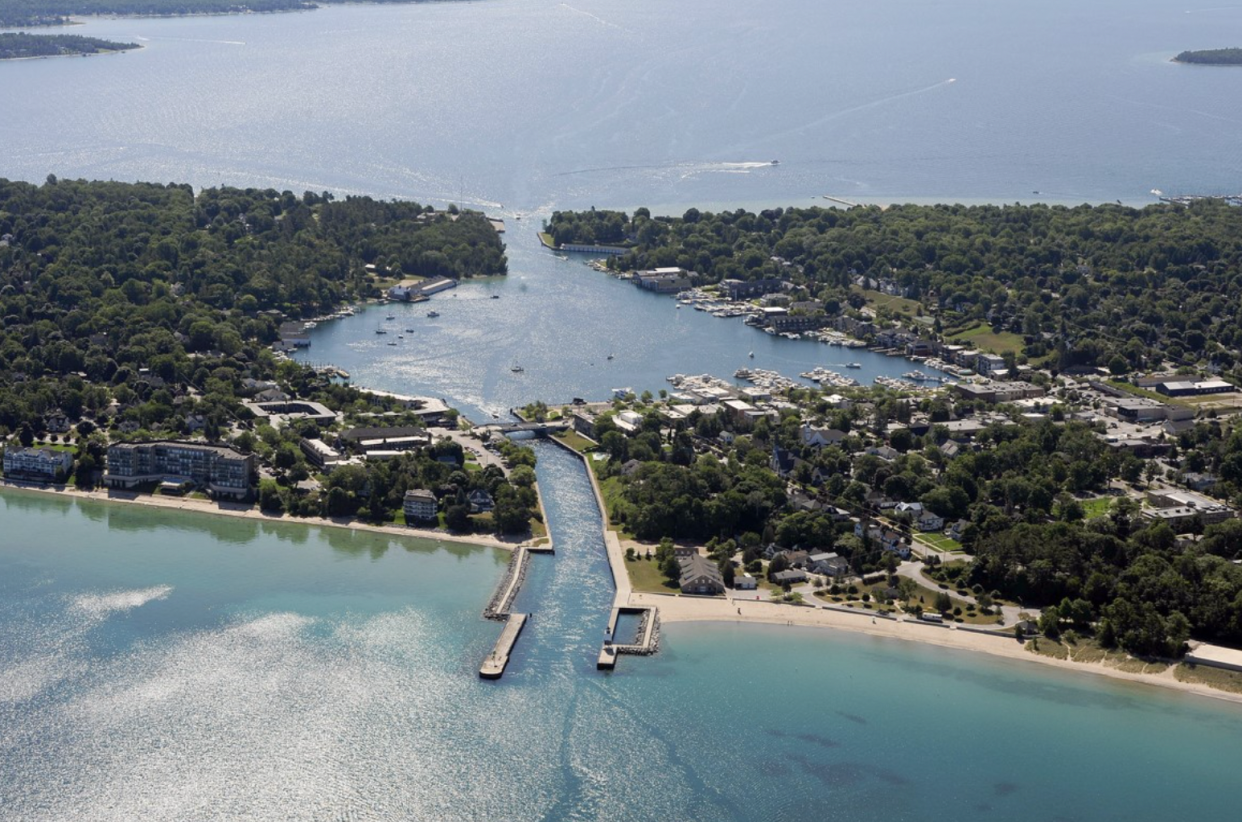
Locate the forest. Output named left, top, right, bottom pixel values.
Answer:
left=1174, top=48, right=1242, bottom=65
left=0, top=32, right=138, bottom=59
left=552, top=201, right=1242, bottom=379
left=0, top=177, right=519, bottom=525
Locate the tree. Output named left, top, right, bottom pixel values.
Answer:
left=934, top=591, right=953, bottom=614
left=445, top=504, right=470, bottom=532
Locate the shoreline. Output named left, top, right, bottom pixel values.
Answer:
left=628, top=591, right=1242, bottom=708
left=0, top=479, right=524, bottom=552
left=557, top=435, right=1242, bottom=708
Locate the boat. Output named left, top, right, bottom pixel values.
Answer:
left=607, top=354, right=615, bottom=360
left=511, top=365, right=524, bottom=373
left=770, top=159, right=780, bottom=165
left=386, top=341, right=397, bottom=346
left=304, top=321, right=317, bottom=329
left=375, top=329, right=387, bottom=335
left=406, top=328, right=415, bottom=333
left=385, top=315, right=395, bottom=320
left=491, top=294, right=500, bottom=299
left=748, top=351, right=755, bottom=358
left=846, top=362, right=861, bottom=369
left=427, top=310, right=440, bottom=318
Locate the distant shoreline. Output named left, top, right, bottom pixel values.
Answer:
left=0, top=479, right=525, bottom=552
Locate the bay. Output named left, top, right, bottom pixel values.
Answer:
left=2, top=1, right=1242, bottom=817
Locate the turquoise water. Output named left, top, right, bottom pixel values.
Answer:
left=3, top=447, right=1241, bottom=819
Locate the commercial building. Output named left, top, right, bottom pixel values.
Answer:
left=1155, top=380, right=1235, bottom=398
left=1145, top=488, right=1234, bottom=525
left=2, top=446, right=73, bottom=483
left=678, top=554, right=726, bottom=595
left=104, top=441, right=254, bottom=499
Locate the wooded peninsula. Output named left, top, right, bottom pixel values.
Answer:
left=0, top=0, right=437, bottom=28
left=0, top=32, right=138, bottom=59
left=1173, top=48, right=1242, bottom=65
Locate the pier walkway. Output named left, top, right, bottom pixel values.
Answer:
left=480, top=613, right=528, bottom=679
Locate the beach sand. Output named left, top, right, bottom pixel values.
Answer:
left=0, top=480, right=526, bottom=552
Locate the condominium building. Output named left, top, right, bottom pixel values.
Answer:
left=104, top=441, right=254, bottom=500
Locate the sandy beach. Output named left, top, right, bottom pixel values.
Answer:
left=622, top=590, right=1242, bottom=707
left=0, top=480, right=527, bottom=552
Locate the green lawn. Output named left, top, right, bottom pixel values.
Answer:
left=626, top=556, right=679, bottom=593
left=552, top=429, right=595, bottom=453
left=1081, top=497, right=1114, bottom=518
left=947, top=323, right=1024, bottom=354
left=916, top=532, right=963, bottom=552
left=850, top=286, right=922, bottom=317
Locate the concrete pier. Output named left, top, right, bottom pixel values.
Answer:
left=596, top=605, right=660, bottom=670
left=480, top=613, right=528, bottom=679
left=484, top=547, right=529, bottom=621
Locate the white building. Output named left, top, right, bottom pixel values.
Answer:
left=403, top=489, right=439, bottom=523
left=3, top=447, right=72, bottom=483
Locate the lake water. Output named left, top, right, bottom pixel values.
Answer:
left=4, top=449, right=1242, bottom=820
left=3, top=0, right=1242, bottom=816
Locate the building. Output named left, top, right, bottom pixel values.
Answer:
left=104, top=441, right=254, bottom=499
left=772, top=569, right=808, bottom=586
left=975, top=353, right=1008, bottom=377
left=633, top=267, right=693, bottom=293
left=720, top=278, right=783, bottom=300
left=468, top=489, right=495, bottom=513
left=808, top=551, right=850, bottom=577
left=3, top=446, right=73, bottom=483
left=1145, top=488, right=1234, bottom=525
left=679, top=554, right=725, bottom=595
left=242, top=400, right=337, bottom=426
left=1156, top=379, right=1235, bottom=397
left=951, top=381, right=1045, bottom=404
left=402, top=489, right=439, bottom=523
left=300, top=438, right=341, bottom=468
left=734, top=573, right=758, bottom=590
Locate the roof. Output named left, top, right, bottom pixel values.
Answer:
left=679, top=555, right=724, bottom=587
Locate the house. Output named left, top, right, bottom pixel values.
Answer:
left=808, top=551, right=850, bottom=577
left=3, top=446, right=73, bottom=483
left=917, top=511, right=945, bottom=532
left=801, top=425, right=848, bottom=448
left=895, top=501, right=924, bottom=518
left=779, top=550, right=810, bottom=568
left=679, top=554, right=725, bottom=595
left=948, top=520, right=970, bottom=540
left=673, top=545, right=699, bottom=559
left=44, top=411, right=71, bottom=434
left=770, top=445, right=801, bottom=478
left=734, top=573, right=758, bottom=590
left=867, top=445, right=899, bottom=462
left=402, top=489, right=439, bottom=523
left=772, top=569, right=808, bottom=586
left=1184, top=472, right=1217, bottom=492
left=468, top=489, right=495, bottom=513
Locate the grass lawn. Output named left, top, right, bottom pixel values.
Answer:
left=916, top=533, right=963, bottom=552
left=947, top=323, right=1024, bottom=354
left=626, top=556, right=679, bottom=593
left=538, top=232, right=557, bottom=249
left=1080, top=497, right=1114, bottom=518
left=850, top=286, right=923, bottom=317
left=595, top=473, right=636, bottom=539
left=552, top=429, right=596, bottom=453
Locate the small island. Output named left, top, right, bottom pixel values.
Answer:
left=1173, top=48, right=1242, bottom=66
left=0, top=32, right=139, bottom=60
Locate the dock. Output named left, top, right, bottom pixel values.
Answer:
left=480, top=613, right=528, bottom=679
left=596, top=605, right=660, bottom=670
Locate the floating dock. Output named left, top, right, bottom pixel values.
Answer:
left=480, top=613, right=528, bottom=679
